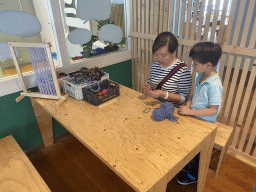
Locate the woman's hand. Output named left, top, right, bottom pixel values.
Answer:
left=148, top=90, right=166, bottom=98
left=178, top=105, right=193, bottom=115
left=143, top=82, right=152, bottom=93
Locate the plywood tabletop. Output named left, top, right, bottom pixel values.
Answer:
left=34, top=85, right=217, bottom=192
left=0, top=135, right=51, bottom=192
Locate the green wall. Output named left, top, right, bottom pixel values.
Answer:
left=0, top=60, right=132, bottom=151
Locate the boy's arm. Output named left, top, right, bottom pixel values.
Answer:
left=179, top=105, right=219, bottom=116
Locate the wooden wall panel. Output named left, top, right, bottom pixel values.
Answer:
left=129, top=0, right=256, bottom=166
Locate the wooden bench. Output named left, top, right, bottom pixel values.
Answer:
left=0, top=135, right=51, bottom=191
left=214, top=122, right=234, bottom=178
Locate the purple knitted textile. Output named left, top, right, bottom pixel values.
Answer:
left=153, top=102, right=178, bottom=122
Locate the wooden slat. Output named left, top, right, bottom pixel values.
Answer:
left=238, top=65, right=256, bottom=126
left=228, top=1, right=256, bottom=128
left=162, top=0, right=170, bottom=32
left=222, top=0, right=248, bottom=126
left=181, top=0, right=192, bottom=62
left=209, top=0, right=221, bottom=42
left=177, top=0, right=187, bottom=60
left=159, top=0, right=165, bottom=33
left=168, top=0, right=175, bottom=32
left=145, top=1, right=150, bottom=83
left=174, top=0, right=180, bottom=36
left=153, top=0, right=160, bottom=35
left=225, top=0, right=256, bottom=126
left=217, top=0, right=229, bottom=44
left=130, top=0, right=135, bottom=89
left=133, top=0, right=139, bottom=91
left=218, top=0, right=239, bottom=123
left=129, top=31, right=256, bottom=57
left=137, top=0, right=142, bottom=92
left=245, top=120, right=256, bottom=155
left=141, top=0, right=146, bottom=92
left=202, top=0, right=213, bottom=41
left=190, top=0, right=200, bottom=40
left=150, top=0, right=154, bottom=34
left=239, top=88, right=256, bottom=152
left=196, top=0, right=206, bottom=41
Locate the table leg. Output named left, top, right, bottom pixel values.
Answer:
left=31, top=98, right=54, bottom=148
left=197, top=128, right=217, bottom=192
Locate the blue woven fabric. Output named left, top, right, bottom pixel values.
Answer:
left=153, top=102, right=178, bottom=122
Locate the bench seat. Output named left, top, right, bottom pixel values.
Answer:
left=0, top=135, right=51, bottom=191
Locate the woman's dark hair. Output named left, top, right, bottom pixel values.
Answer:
left=189, top=42, right=222, bottom=67
left=152, top=32, right=178, bottom=54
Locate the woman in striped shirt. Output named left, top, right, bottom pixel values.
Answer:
left=143, top=32, right=192, bottom=108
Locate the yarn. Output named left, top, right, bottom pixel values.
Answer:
left=153, top=102, right=178, bottom=122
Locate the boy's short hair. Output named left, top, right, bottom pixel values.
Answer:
left=189, top=42, right=222, bottom=67
left=152, top=32, right=178, bottom=54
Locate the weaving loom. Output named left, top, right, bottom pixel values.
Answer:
left=8, top=42, right=67, bottom=106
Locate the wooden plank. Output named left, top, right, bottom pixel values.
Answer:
left=0, top=135, right=51, bottom=191
left=238, top=65, right=256, bottom=126
left=141, top=0, right=145, bottom=92
left=159, top=0, right=165, bottom=33
left=196, top=0, right=206, bottom=41
left=8, top=42, right=49, bottom=48
left=190, top=0, right=200, bottom=40
left=210, top=0, right=221, bottom=42
left=145, top=1, right=150, bottom=83
left=8, top=44, right=27, bottom=93
left=228, top=2, right=256, bottom=128
left=174, top=0, right=180, bottom=36
left=177, top=0, right=187, bottom=60
left=202, top=0, right=213, bottom=41
left=245, top=121, right=256, bottom=155
left=137, top=0, right=142, bottom=92
left=31, top=97, right=54, bottom=147
left=181, top=0, right=192, bottom=62
left=129, top=31, right=256, bottom=57
left=218, top=0, right=238, bottom=80
left=222, top=0, right=249, bottom=125
left=162, top=0, right=170, bottom=32
left=239, top=90, right=256, bottom=152
left=217, top=0, right=229, bottom=44
left=130, top=0, right=135, bottom=89
left=168, top=0, right=175, bottom=32
left=218, top=0, right=239, bottom=123
left=150, top=0, right=154, bottom=34
left=153, top=0, right=159, bottom=35
left=228, top=146, right=256, bottom=168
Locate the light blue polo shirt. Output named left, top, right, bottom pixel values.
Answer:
left=190, top=72, right=223, bottom=123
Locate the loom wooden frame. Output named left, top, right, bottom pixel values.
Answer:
left=8, top=42, right=67, bottom=106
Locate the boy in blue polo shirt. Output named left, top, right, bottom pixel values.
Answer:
left=177, top=42, right=223, bottom=185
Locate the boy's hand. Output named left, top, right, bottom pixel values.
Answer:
left=178, top=105, right=193, bottom=116
left=148, top=90, right=165, bottom=98
left=143, top=83, right=152, bottom=93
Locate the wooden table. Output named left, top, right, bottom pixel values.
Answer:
left=31, top=85, right=217, bottom=192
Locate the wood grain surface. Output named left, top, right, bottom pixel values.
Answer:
left=0, top=135, right=51, bottom=192
left=33, top=85, right=217, bottom=192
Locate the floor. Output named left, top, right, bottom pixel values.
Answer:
left=26, top=131, right=256, bottom=192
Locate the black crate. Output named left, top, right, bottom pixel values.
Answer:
left=82, top=80, right=120, bottom=106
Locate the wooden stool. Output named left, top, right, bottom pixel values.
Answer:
left=0, top=135, right=51, bottom=191
left=214, top=122, right=234, bottom=178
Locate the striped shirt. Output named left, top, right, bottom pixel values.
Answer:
left=147, top=59, right=192, bottom=107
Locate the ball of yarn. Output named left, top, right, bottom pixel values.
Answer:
left=153, top=108, right=166, bottom=121
left=152, top=102, right=178, bottom=122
